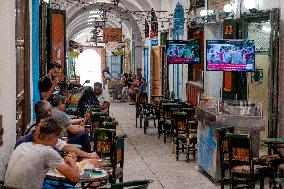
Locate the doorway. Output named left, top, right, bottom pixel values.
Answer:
left=76, top=49, right=102, bottom=86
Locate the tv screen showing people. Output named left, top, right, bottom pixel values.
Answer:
left=166, top=40, right=201, bottom=64
left=206, top=40, right=255, bottom=72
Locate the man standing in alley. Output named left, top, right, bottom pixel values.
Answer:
left=38, top=62, right=61, bottom=101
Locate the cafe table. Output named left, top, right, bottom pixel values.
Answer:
left=46, top=165, right=109, bottom=189
left=262, top=137, right=284, bottom=159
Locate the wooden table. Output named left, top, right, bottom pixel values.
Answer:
left=262, top=138, right=284, bottom=159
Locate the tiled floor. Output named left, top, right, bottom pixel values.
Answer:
left=109, top=102, right=220, bottom=189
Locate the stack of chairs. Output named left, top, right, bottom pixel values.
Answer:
left=93, top=128, right=127, bottom=184
left=88, top=106, right=127, bottom=184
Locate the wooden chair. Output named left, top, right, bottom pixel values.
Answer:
left=135, top=92, right=147, bottom=128
left=228, top=134, right=274, bottom=189
left=143, top=103, right=157, bottom=134
left=101, top=121, right=118, bottom=130
left=216, top=126, right=234, bottom=189
left=186, top=120, right=198, bottom=161
left=109, top=134, right=127, bottom=184
left=173, top=111, right=189, bottom=161
left=93, top=128, right=116, bottom=159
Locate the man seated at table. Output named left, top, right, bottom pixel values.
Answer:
left=94, top=82, right=110, bottom=114
left=16, top=100, right=98, bottom=159
left=76, top=86, right=100, bottom=117
left=137, top=77, right=147, bottom=97
left=50, top=95, right=92, bottom=152
left=5, top=118, right=80, bottom=189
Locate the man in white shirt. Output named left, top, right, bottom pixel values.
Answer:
left=94, top=82, right=110, bottom=114
left=5, top=118, right=80, bottom=189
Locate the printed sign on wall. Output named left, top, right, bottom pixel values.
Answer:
left=48, top=9, right=66, bottom=82
left=103, top=28, right=122, bottom=42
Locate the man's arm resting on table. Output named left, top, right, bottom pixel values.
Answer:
left=67, top=124, right=85, bottom=134
left=62, top=144, right=99, bottom=159
left=70, top=118, right=84, bottom=125
left=56, top=157, right=80, bottom=182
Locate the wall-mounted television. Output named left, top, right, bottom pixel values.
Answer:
left=206, top=40, right=255, bottom=72
left=166, top=40, right=201, bottom=64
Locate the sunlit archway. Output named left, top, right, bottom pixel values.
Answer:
left=76, top=49, right=102, bottom=86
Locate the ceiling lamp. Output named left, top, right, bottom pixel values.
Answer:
left=223, top=3, right=233, bottom=13
left=243, top=0, right=256, bottom=10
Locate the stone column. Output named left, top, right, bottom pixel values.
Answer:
left=0, top=0, right=16, bottom=180
left=203, top=24, right=223, bottom=102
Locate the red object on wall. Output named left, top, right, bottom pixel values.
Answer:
left=48, top=8, right=66, bottom=82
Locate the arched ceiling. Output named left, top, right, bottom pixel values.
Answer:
left=49, top=0, right=159, bottom=46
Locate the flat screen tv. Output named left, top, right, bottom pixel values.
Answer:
left=166, top=40, right=201, bottom=64
left=206, top=40, right=255, bottom=71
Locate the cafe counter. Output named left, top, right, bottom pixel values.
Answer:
left=195, top=105, right=265, bottom=181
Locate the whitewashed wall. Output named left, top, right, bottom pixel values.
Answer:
left=0, top=0, right=16, bottom=180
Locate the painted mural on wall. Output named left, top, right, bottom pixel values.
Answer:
left=197, top=113, right=219, bottom=180
left=49, top=9, right=66, bottom=82
left=103, top=28, right=122, bottom=42
left=109, top=55, right=122, bottom=79
left=173, top=3, right=185, bottom=40
left=207, top=0, right=231, bottom=12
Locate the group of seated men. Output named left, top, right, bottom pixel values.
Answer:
left=121, top=73, right=147, bottom=103
left=5, top=100, right=100, bottom=189
left=4, top=63, right=110, bottom=188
